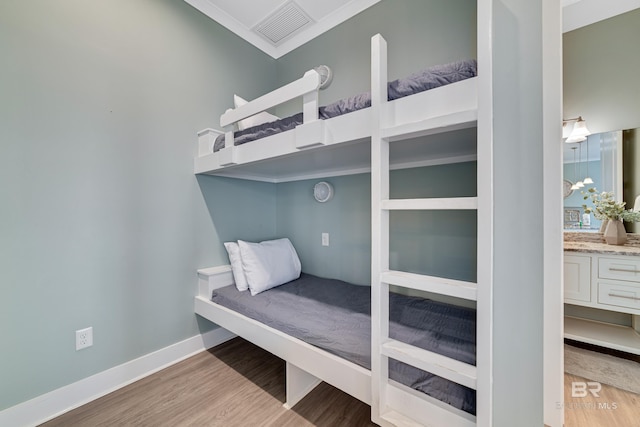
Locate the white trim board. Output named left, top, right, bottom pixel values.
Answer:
left=563, top=0, right=640, bottom=32
left=0, top=328, right=235, bottom=427
left=205, top=154, right=478, bottom=183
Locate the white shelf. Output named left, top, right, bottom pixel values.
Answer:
left=564, top=315, right=640, bottom=355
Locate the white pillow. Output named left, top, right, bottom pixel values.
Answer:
left=234, top=94, right=279, bottom=131
left=238, top=238, right=302, bottom=296
left=223, top=242, right=249, bottom=291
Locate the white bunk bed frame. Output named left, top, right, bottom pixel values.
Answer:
left=194, top=48, right=478, bottom=183
left=194, top=32, right=490, bottom=427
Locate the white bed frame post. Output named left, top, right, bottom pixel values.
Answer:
left=370, top=33, right=390, bottom=427
left=301, top=70, right=320, bottom=123
left=476, top=1, right=493, bottom=426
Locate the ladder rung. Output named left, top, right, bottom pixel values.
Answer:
left=381, top=109, right=478, bottom=141
left=380, top=409, right=423, bottom=427
left=382, top=270, right=477, bottom=301
left=382, top=339, right=477, bottom=390
left=381, top=197, right=477, bottom=211
left=386, top=382, right=477, bottom=427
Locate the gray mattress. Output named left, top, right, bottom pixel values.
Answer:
left=214, top=59, right=477, bottom=152
left=210, top=273, right=476, bottom=415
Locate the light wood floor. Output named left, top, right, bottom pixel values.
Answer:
left=41, top=337, right=639, bottom=427
left=41, top=338, right=375, bottom=427
left=563, top=372, right=639, bottom=427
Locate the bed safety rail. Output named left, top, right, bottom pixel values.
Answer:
left=217, top=68, right=326, bottom=161
left=220, top=70, right=321, bottom=129
left=197, top=128, right=224, bottom=157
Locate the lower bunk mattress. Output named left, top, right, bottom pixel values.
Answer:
left=210, top=273, right=477, bottom=415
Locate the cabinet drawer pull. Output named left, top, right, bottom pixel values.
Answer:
left=608, top=267, right=640, bottom=273
left=608, top=293, right=640, bottom=301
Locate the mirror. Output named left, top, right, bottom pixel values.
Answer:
left=563, top=128, right=640, bottom=232
left=623, top=128, right=640, bottom=233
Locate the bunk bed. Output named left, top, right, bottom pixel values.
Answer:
left=195, top=43, right=478, bottom=183
left=194, top=34, right=485, bottom=427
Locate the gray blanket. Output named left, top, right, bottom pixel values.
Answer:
left=211, top=273, right=476, bottom=414
left=213, top=59, right=477, bottom=151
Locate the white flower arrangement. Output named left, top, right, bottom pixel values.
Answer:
left=582, top=188, right=640, bottom=222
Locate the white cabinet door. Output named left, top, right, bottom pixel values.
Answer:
left=564, top=254, right=591, bottom=303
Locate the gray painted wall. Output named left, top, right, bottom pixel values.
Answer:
left=563, top=8, right=640, bottom=135
left=274, top=0, right=477, bottom=116
left=0, top=0, right=277, bottom=411
left=491, top=0, right=549, bottom=424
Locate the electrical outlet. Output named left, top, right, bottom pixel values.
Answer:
left=76, top=327, right=93, bottom=351
left=322, top=233, right=329, bottom=246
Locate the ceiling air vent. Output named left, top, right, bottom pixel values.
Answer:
left=254, top=2, right=312, bottom=45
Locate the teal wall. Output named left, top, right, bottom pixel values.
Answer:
left=275, top=173, right=371, bottom=285
left=0, top=0, right=479, bottom=414
left=275, top=162, right=477, bottom=286
left=0, top=0, right=276, bottom=411
left=272, top=0, right=478, bottom=286
left=389, top=164, right=477, bottom=284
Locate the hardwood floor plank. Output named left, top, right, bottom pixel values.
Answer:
left=563, top=373, right=640, bottom=427
left=40, top=338, right=374, bottom=427
left=41, top=337, right=639, bottom=426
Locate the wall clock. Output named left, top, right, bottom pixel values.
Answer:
left=313, top=181, right=334, bottom=203
left=314, top=65, right=333, bottom=89
left=563, top=179, right=574, bottom=199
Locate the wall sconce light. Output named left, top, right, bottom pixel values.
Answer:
left=563, top=116, right=591, bottom=143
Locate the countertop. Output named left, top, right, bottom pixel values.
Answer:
left=564, top=231, right=640, bottom=256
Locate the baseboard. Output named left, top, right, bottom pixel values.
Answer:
left=0, top=327, right=236, bottom=427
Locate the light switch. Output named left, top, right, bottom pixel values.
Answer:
left=322, top=233, right=329, bottom=246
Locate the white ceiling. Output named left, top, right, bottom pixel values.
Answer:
left=185, top=0, right=640, bottom=59
left=184, top=0, right=381, bottom=58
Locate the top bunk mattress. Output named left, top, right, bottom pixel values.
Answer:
left=213, top=59, right=477, bottom=152
left=210, top=273, right=477, bottom=415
